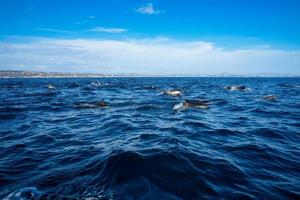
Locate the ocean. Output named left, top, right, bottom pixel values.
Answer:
left=0, top=77, right=299, bottom=200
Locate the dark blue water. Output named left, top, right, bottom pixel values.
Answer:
left=0, top=77, right=299, bottom=200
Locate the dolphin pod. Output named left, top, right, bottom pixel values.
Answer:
left=45, top=82, right=278, bottom=111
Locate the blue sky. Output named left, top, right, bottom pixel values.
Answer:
left=0, top=0, right=300, bottom=75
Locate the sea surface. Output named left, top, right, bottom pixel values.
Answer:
left=0, top=77, right=299, bottom=200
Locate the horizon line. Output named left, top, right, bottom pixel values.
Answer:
left=1, top=70, right=299, bottom=78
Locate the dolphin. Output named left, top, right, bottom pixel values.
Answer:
left=174, top=99, right=210, bottom=110
left=75, top=100, right=107, bottom=108
left=90, top=81, right=101, bottom=87
left=163, top=89, right=182, bottom=97
left=47, top=84, right=55, bottom=89
left=262, top=95, right=277, bottom=101
left=225, top=85, right=246, bottom=91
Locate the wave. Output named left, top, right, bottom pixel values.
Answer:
left=0, top=77, right=299, bottom=199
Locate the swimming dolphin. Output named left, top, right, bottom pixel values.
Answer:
left=262, top=95, right=277, bottom=101
left=174, top=99, right=210, bottom=110
left=163, top=89, right=182, bottom=97
left=47, top=84, right=55, bottom=89
left=225, top=85, right=246, bottom=91
left=76, top=100, right=107, bottom=108
left=90, top=81, right=101, bottom=87
left=143, top=85, right=158, bottom=90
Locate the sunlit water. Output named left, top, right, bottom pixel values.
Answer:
left=0, top=77, right=299, bottom=200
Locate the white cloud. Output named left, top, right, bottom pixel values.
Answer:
left=34, top=26, right=127, bottom=34
left=72, top=20, right=87, bottom=25
left=34, top=28, right=72, bottom=34
left=0, top=36, right=299, bottom=75
left=136, top=3, right=164, bottom=15
left=87, top=27, right=127, bottom=33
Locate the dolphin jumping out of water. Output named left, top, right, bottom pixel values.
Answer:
left=225, top=85, right=246, bottom=91
left=173, top=99, right=210, bottom=110
left=163, top=89, right=182, bottom=97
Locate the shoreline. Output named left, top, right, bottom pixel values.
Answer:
left=1, top=71, right=299, bottom=78
left=0, top=76, right=299, bottom=79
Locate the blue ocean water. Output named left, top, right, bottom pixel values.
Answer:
left=0, top=77, right=299, bottom=200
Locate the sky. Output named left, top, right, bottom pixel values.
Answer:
left=0, top=0, right=300, bottom=75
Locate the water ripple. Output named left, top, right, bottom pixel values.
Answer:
left=0, top=77, right=299, bottom=200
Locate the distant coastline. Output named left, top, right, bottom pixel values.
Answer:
left=0, top=70, right=299, bottom=78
